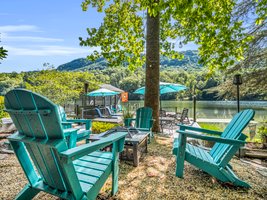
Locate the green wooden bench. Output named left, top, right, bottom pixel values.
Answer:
left=173, top=109, right=255, bottom=187
left=5, top=89, right=127, bottom=200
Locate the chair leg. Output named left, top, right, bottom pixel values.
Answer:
left=222, top=166, right=251, bottom=188
left=148, top=132, right=153, bottom=144
left=112, top=153, right=119, bottom=195
left=175, top=134, right=187, bottom=178
left=16, top=184, right=39, bottom=200
left=175, top=156, right=185, bottom=178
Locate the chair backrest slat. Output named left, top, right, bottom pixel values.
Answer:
left=210, top=109, right=254, bottom=164
left=135, top=107, right=153, bottom=129
left=5, top=89, right=79, bottom=193
left=5, top=89, right=64, bottom=139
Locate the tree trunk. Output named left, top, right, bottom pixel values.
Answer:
left=145, top=11, right=160, bottom=132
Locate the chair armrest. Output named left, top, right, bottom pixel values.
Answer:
left=178, top=130, right=245, bottom=146
left=62, top=122, right=73, bottom=125
left=66, top=119, right=91, bottom=130
left=63, top=128, right=78, bottom=137
left=61, top=122, right=73, bottom=129
left=59, top=132, right=127, bottom=163
left=136, top=128, right=151, bottom=132
left=178, top=124, right=222, bottom=136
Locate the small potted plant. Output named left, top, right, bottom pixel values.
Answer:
left=258, top=122, right=267, bottom=146
left=123, top=110, right=134, bottom=127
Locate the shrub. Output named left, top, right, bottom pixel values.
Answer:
left=258, top=122, right=267, bottom=143
left=0, top=96, right=9, bottom=120
left=92, top=121, right=122, bottom=134
left=198, top=122, right=224, bottom=132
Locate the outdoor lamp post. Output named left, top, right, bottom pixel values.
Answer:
left=233, top=74, right=242, bottom=113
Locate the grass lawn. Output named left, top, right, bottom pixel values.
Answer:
left=0, top=135, right=266, bottom=199
left=199, top=122, right=263, bottom=143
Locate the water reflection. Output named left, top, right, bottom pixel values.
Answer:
left=125, top=100, right=267, bottom=122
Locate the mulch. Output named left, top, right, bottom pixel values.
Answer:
left=0, top=135, right=267, bottom=200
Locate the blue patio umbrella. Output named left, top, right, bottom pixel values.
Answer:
left=134, top=82, right=187, bottom=95
left=87, top=88, right=119, bottom=97
left=87, top=88, right=119, bottom=108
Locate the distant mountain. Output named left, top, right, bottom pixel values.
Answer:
left=57, top=57, right=108, bottom=71
left=57, top=50, right=200, bottom=71
left=160, top=50, right=201, bottom=69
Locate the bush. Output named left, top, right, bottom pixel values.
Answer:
left=0, top=96, right=9, bottom=120
left=198, top=122, right=224, bottom=132
left=258, top=122, right=267, bottom=143
left=92, top=121, right=122, bottom=134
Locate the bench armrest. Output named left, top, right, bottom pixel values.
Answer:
left=60, top=132, right=127, bottom=163
left=178, top=130, right=245, bottom=146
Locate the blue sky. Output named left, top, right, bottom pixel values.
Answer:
left=0, top=0, right=197, bottom=73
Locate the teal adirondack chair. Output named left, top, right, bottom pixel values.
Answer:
left=5, top=89, right=127, bottom=200
left=58, top=106, right=92, bottom=147
left=124, top=107, right=154, bottom=139
left=173, top=109, right=255, bottom=187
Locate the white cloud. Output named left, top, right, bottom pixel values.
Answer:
left=0, top=25, right=39, bottom=33
left=4, top=45, right=98, bottom=56
left=2, top=33, right=64, bottom=42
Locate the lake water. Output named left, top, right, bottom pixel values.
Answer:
left=123, top=100, right=267, bottom=122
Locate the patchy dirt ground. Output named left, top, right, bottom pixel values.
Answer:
left=0, top=136, right=267, bottom=200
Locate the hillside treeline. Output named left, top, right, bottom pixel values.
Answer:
left=1, top=66, right=266, bottom=106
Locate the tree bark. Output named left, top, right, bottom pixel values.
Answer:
left=145, top=11, right=160, bottom=132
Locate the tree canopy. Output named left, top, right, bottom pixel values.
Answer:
left=80, top=0, right=252, bottom=71
left=0, top=37, right=8, bottom=62
left=79, top=0, right=258, bottom=131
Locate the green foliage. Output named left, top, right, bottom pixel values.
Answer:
left=122, top=110, right=134, bottom=119
left=0, top=37, right=8, bottom=62
left=0, top=96, right=9, bottom=119
left=0, top=72, right=24, bottom=95
left=80, top=0, right=254, bottom=72
left=0, top=47, right=7, bottom=61
left=258, top=122, right=267, bottom=142
left=92, top=121, right=120, bottom=134
left=198, top=122, right=225, bottom=132
left=24, top=70, right=100, bottom=104
left=0, top=61, right=265, bottom=102
left=80, top=1, right=145, bottom=70
left=0, top=70, right=101, bottom=105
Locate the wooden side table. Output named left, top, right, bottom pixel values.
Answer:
left=89, top=131, right=149, bottom=167
left=122, top=132, right=149, bottom=167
